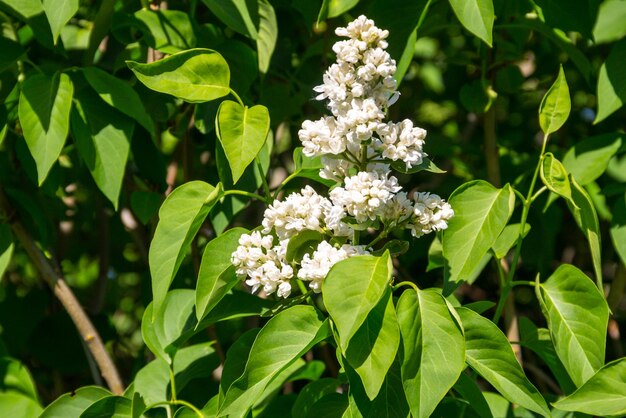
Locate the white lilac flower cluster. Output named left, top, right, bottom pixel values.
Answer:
left=231, top=16, right=454, bottom=299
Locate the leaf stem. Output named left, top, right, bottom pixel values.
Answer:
left=169, top=366, right=177, bottom=401
left=229, top=89, right=244, bottom=107
left=146, top=400, right=205, bottom=418
left=493, top=134, right=549, bottom=323
left=222, top=189, right=271, bottom=204
left=393, top=281, right=419, bottom=292
left=256, top=157, right=271, bottom=199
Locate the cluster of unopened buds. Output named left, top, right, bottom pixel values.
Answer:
left=231, top=16, right=454, bottom=298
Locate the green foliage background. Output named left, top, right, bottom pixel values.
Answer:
left=0, top=0, right=625, bottom=416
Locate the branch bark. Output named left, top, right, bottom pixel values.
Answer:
left=0, top=191, right=124, bottom=394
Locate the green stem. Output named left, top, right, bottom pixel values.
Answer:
left=169, top=367, right=177, bottom=401
left=145, top=401, right=204, bottom=418
left=393, top=281, right=420, bottom=293
left=530, top=186, right=547, bottom=203
left=511, top=280, right=536, bottom=287
left=229, top=89, right=244, bottom=107
left=272, top=172, right=298, bottom=200
left=256, top=157, right=271, bottom=199
left=493, top=134, right=549, bottom=323
left=222, top=189, right=271, bottom=204
left=367, top=229, right=388, bottom=249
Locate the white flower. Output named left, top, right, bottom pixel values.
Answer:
left=299, top=117, right=346, bottom=157
left=330, top=171, right=401, bottom=222
left=323, top=204, right=352, bottom=237
left=231, top=232, right=293, bottom=298
left=381, top=191, right=413, bottom=223
left=375, top=120, right=427, bottom=168
left=319, top=157, right=354, bottom=182
left=298, top=241, right=369, bottom=292
left=262, top=186, right=332, bottom=240
left=408, top=192, right=454, bottom=237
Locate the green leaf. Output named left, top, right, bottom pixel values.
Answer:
left=397, top=289, right=465, bottom=418
left=71, top=90, right=133, bottom=210
left=0, top=37, right=25, bottom=73
left=195, top=227, right=248, bottom=321
left=539, top=65, right=571, bottom=135
left=81, top=67, right=155, bottom=137
left=518, top=317, right=576, bottom=394
left=458, top=308, right=550, bottom=417
left=127, top=49, right=230, bottom=103
left=448, top=0, right=494, bottom=46
left=610, top=192, right=626, bottom=266
left=173, top=342, right=220, bottom=391
left=453, top=373, right=494, bottom=418
left=319, top=0, right=360, bottom=20
left=562, top=133, right=623, bottom=185
left=292, top=378, right=341, bottom=418
left=285, top=230, right=325, bottom=263
left=218, top=306, right=328, bottom=417
left=40, top=387, right=111, bottom=418
left=541, top=153, right=572, bottom=201
left=345, top=288, right=400, bottom=400
left=256, top=0, right=277, bottom=74
left=0, top=393, right=42, bottom=418
left=343, top=355, right=409, bottom=418
left=199, top=290, right=274, bottom=327
left=391, top=157, right=446, bottom=174
left=203, top=0, right=258, bottom=39
left=130, top=191, right=162, bottom=225
left=442, top=180, right=515, bottom=283
left=491, top=223, right=531, bottom=259
left=149, top=181, right=217, bottom=317
left=142, top=289, right=195, bottom=363
left=536, top=264, right=609, bottom=387
left=216, top=100, right=270, bottom=183
left=134, top=9, right=196, bottom=54
left=593, top=0, right=626, bottom=44
left=566, top=178, right=602, bottom=285
left=0, top=224, right=14, bottom=279
left=0, top=357, right=39, bottom=400
left=323, top=253, right=392, bottom=352
left=18, top=72, right=73, bottom=185
left=553, top=358, right=626, bottom=416
left=0, top=0, right=54, bottom=48
left=42, top=0, right=78, bottom=44
left=220, top=328, right=260, bottom=399
left=534, top=0, right=597, bottom=40
left=594, top=38, right=626, bottom=123
left=80, top=396, right=131, bottom=418
left=133, top=359, right=170, bottom=406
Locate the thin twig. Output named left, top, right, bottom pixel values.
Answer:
left=0, top=190, right=124, bottom=394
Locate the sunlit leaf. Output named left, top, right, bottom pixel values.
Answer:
left=149, top=181, right=218, bottom=317
left=42, top=0, right=78, bottom=44
left=82, top=67, right=155, bottom=137
left=218, top=306, right=328, bottom=417
left=71, top=90, right=133, bottom=210
left=553, top=358, right=626, bottom=416
left=541, top=152, right=572, bottom=201
left=458, top=308, right=550, bottom=417
left=442, top=180, right=514, bottom=283
left=562, top=133, right=623, bottom=185
left=18, top=72, right=73, bottom=185
left=195, top=227, right=248, bottom=321
left=448, top=0, right=494, bottom=46
left=539, top=65, right=571, bottom=135
left=216, top=100, right=270, bottom=183
left=594, top=39, right=626, bottom=123
left=323, top=253, right=392, bottom=352
left=39, top=387, right=110, bottom=418
left=346, top=288, right=400, bottom=400
left=127, top=49, right=230, bottom=103
left=536, top=264, right=609, bottom=387
left=397, top=289, right=465, bottom=418
left=256, top=0, right=277, bottom=73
